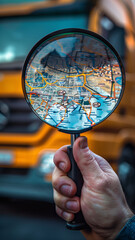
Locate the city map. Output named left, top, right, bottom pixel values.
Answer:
left=25, top=33, right=122, bottom=132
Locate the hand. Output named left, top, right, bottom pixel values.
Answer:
left=52, top=136, right=133, bottom=240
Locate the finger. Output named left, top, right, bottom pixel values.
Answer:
left=53, top=189, right=80, bottom=213
left=55, top=206, right=74, bottom=222
left=53, top=145, right=71, bottom=172
left=73, top=136, right=103, bottom=184
left=52, top=167, right=77, bottom=197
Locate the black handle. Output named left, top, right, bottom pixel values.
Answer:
left=66, top=145, right=90, bottom=230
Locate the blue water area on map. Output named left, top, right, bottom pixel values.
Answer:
left=45, top=104, right=91, bottom=130
left=78, top=87, right=82, bottom=95
left=62, top=105, right=91, bottom=130
left=115, top=77, right=122, bottom=85
left=92, top=94, right=115, bottom=117
left=43, top=93, right=116, bottom=131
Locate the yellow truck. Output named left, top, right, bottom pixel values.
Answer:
left=0, top=0, right=134, bottom=203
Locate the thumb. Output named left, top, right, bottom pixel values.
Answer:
left=73, top=136, right=102, bottom=185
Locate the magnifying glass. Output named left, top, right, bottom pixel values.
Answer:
left=22, top=28, right=125, bottom=230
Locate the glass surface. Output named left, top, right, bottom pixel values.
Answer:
left=0, top=0, right=47, bottom=5
left=0, top=15, right=87, bottom=65
left=23, top=29, right=124, bottom=133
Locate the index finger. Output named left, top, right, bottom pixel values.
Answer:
left=53, top=145, right=71, bottom=173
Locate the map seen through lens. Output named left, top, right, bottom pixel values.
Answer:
left=24, top=32, right=123, bottom=132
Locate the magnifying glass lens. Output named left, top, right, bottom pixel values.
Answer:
left=23, top=29, right=124, bottom=134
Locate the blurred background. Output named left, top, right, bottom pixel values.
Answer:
left=0, top=0, right=135, bottom=239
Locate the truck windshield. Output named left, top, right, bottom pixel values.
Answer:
left=0, top=0, right=48, bottom=5
left=0, top=14, right=88, bottom=68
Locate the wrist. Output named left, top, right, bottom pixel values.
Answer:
left=110, top=209, right=134, bottom=240
left=115, top=214, right=135, bottom=240
left=81, top=209, right=134, bottom=240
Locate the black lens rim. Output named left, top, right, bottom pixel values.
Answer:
left=22, top=28, right=125, bottom=134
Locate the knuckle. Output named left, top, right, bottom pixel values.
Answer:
left=53, top=146, right=67, bottom=164
left=52, top=168, right=59, bottom=189
left=53, top=189, right=66, bottom=210
left=95, top=173, right=120, bottom=193
left=53, top=151, right=59, bottom=165
left=82, top=149, right=96, bottom=167
left=55, top=206, right=62, bottom=218
left=53, top=189, right=60, bottom=205
left=54, top=189, right=80, bottom=215
left=55, top=206, right=74, bottom=222
left=53, top=150, right=69, bottom=172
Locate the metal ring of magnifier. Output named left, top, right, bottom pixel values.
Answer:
left=22, top=28, right=125, bottom=134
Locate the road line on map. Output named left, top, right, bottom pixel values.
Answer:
left=72, top=100, right=94, bottom=124
left=56, top=108, right=67, bottom=127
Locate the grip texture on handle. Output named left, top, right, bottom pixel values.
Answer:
left=66, top=146, right=90, bottom=230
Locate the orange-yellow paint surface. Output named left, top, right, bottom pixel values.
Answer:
left=0, top=0, right=135, bottom=174
left=0, top=71, right=23, bottom=97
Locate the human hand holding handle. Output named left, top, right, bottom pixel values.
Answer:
left=52, top=136, right=133, bottom=240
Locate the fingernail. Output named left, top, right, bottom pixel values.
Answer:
left=79, top=137, right=88, bottom=149
left=66, top=201, right=79, bottom=211
left=58, top=162, right=66, bottom=171
left=60, top=184, right=72, bottom=195
left=62, top=211, right=73, bottom=221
